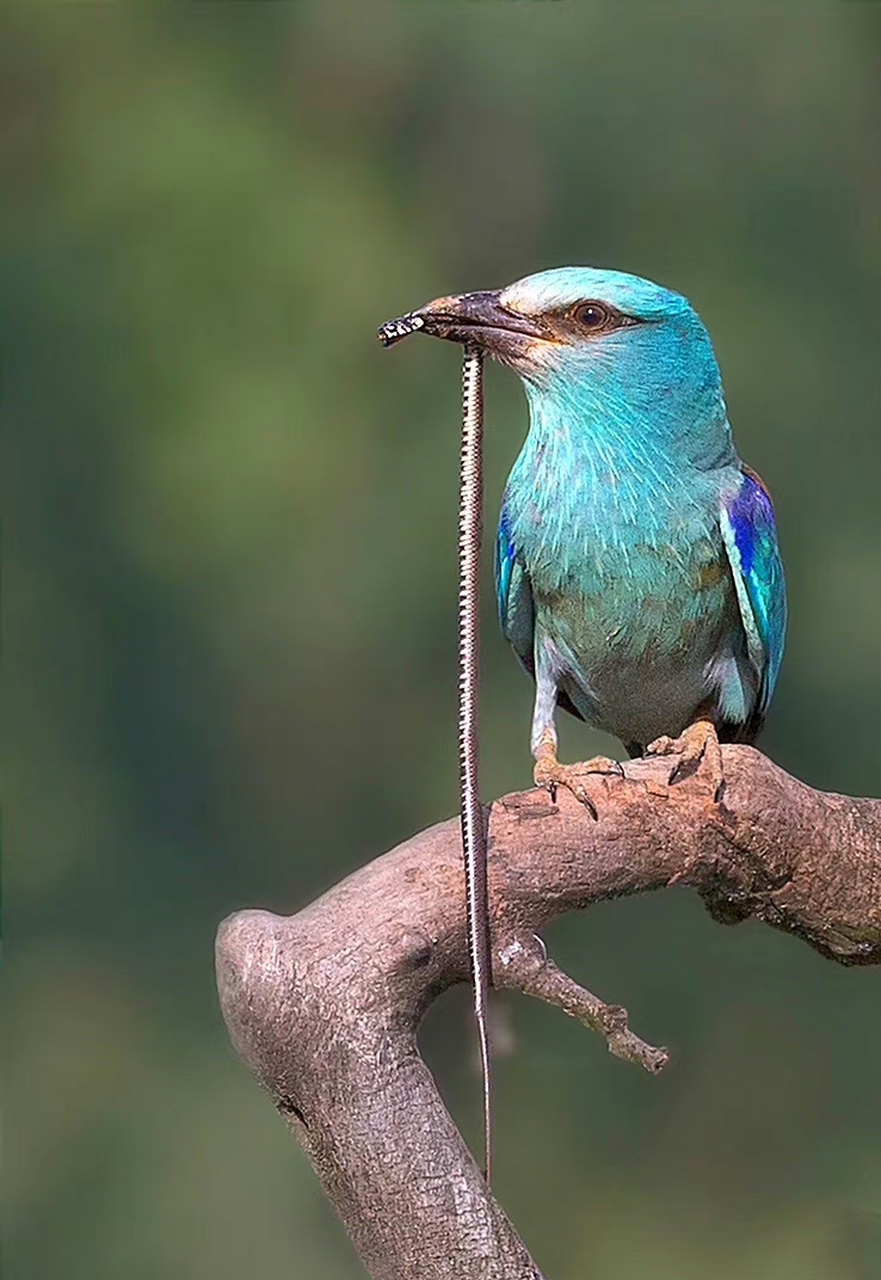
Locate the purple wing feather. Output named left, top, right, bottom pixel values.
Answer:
left=721, top=466, right=787, bottom=722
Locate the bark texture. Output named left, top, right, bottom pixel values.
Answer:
left=215, top=746, right=881, bottom=1280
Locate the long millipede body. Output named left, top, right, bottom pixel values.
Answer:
left=457, top=346, right=492, bottom=1183
left=378, top=317, right=493, bottom=1183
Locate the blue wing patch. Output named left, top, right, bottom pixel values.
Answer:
left=720, top=467, right=787, bottom=719
left=494, top=501, right=535, bottom=676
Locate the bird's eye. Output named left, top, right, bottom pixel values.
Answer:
left=573, top=302, right=610, bottom=331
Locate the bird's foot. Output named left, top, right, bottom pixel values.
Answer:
left=533, top=750, right=624, bottom=819
left=646, top=718, right=724, bottom=802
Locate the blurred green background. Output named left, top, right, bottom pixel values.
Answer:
left=4, top=4, right=880, bottom=1278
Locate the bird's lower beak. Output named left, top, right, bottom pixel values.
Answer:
left=378, top=290, right=548, bottom=363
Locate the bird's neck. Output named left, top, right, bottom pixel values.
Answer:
left=520, top=370, right=736, bottom=477
left=504, top=378, right=737, bottom=572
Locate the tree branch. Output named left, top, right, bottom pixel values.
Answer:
left=215, top=746, right=881, bottom=1280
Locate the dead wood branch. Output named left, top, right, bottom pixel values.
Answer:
left=215, top=746, right=881, bottom=1280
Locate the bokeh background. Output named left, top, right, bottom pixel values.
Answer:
left=4, top=4, right=880, bottom=1278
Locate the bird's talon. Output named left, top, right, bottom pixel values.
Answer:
left=532, top=752, right=620, bottom=817
left=648, top=719, right=724, bottom=801
left=668, top=755, right=698, bottom=786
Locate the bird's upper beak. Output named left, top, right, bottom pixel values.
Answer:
left=378, top=290, right=548, bottom=363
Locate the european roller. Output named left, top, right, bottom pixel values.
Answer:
left=399, top=267, right=786, bottom=803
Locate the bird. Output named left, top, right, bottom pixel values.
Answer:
left=392, top=267, right=786, bottom=804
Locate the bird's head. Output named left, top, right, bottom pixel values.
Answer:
left=380, top=267, right=731, bottom=456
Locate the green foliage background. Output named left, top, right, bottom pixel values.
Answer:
left=4, top=4, right=879, bottom=1278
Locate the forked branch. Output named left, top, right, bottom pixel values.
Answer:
left=215, top=746, right=881, bottom=1280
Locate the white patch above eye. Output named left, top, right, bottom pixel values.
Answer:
left=500, top=278, right=592, bottom=317
left=498, top=282, right=538, bottom=316
left=498, top=267, right=695, bottom=328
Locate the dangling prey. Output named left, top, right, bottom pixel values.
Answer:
left=378, top=265, right=786, bottom=1169
left=381, top=308, right=494, bottom=1179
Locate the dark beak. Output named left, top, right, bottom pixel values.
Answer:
left=378, top=290, right=548, bottom=361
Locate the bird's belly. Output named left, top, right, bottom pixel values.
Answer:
left=534, top=540, right=736, bottom=746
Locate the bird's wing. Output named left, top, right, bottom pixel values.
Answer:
left=494, top=503, right=535, bottom=676
left=720, top=465, right=787, bottom=721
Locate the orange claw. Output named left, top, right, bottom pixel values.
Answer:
left=533, top=749, right=625, bottom=819
left=646, top=717, right=724, bottom=802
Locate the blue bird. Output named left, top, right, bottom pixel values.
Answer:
left=410, top=267, right=786, bottom=799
